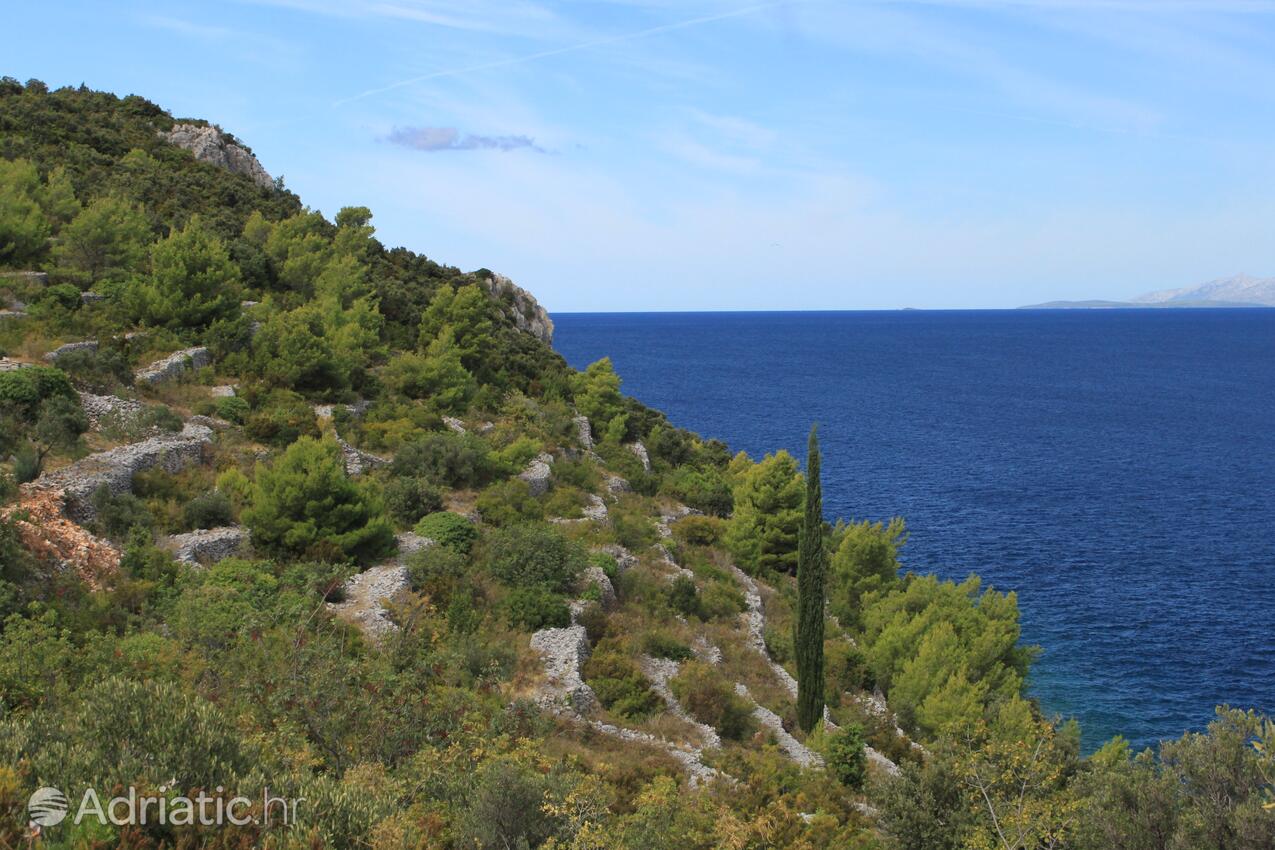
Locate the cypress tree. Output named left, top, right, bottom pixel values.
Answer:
left=795, top=425, right=826, bottom=733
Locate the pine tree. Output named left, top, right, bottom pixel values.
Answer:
left=795, top=425, right=826, bottom=733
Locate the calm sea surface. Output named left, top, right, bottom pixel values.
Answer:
left=552, top=309, right=1275, bottom=751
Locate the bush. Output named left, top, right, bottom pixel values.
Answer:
left=475, top=479, right=543, bottom=527
left=669, top=661, right=754, bottom=740
left=0, top=365, right=76, bottom=417
left=242, top=436, right=395, bottom=563
left=826, top=640, right=872, bottom=695
left=406, top=544, right=467, bottom=606
left=583, top=642, right=663, bottom=720
left=140, top=404, right=183, bottom=433
left=54, top=346, right=133, bottom=393
left=390, top=431, right=490, bottom=488
left=643, top=631, right=693, bottom=661
left=698, top=581, right=747, bottom=620
left=383, top=476, right=443, bottom=527
left=485, top=524, right=588, bottom=593
left=90, top=484, right=153, bottom=541
left=588, top=551, right=619, bottom=581
left=182, top=491, right=234, bottom=530
left=413, top=511, right=477, bottom=555
left=666, top=467, right=733, bottom=517
left=666, top=575, right=701, bottom=618
left=673, top=515, right=724, bottom=547
left=213, top=395, right=249, bottom=424
left=243, top=388, right=319, bottom=448
left=503, top=586, right=570, bottom=631
left=826, top=724, right=867, bottom=789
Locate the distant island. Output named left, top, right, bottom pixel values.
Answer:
left=1024, top=273, right=1275, bottom=309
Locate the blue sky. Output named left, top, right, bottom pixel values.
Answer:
left=8, top=0, right=1275, bottom=310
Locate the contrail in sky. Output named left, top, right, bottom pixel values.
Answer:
left=333, top=1, right=794, bottom=106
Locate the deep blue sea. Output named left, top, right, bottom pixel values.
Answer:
left=552, top=309, right=1275, bottom=751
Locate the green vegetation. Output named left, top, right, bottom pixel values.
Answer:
left=242, top=436, right=395, bottom=563
left=0, top=78, right=1269, bottom=850
left=795, top=425, right=826, bottom=733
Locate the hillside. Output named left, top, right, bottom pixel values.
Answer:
left=1, top=78, right=1272, bottom=850
left=1025, top=273, right=1275, bottom=309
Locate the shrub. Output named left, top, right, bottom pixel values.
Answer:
left=476, top=478, right=544, bottom=527
left=826, top=640, right=872, bottom=695
left=698, top=581, right=747, bottom=620
left=182, top=491, right=234, bottom=530
left=584, top=642, right=663, bottom=720
left=673, top=515, right=724, bottom=547
left=643, top=631, right=693, bottom=661
left=0, top=365, right=76, bottom=417
left=383, top=476, right=443, bottom=527
left=243, top=388, right=319, bottom=448
left=612, top=507, right=658, bottom=551
left=54, top=347, right=133, bottom=393
left=503, top=586, right=570, bottom=631
left=666, top=575, right=701, bottom=618
left=826, top=724, right=868, bottom=789
left=588, top=551, right=619, bottom=581
left=577, top=602, right=609, bottom=645
left=213, top=395, right=249, bottom=424
left=406, top=544, right=467, bottom=605
left=90, top=484, right=153, bottom=541
left=669, top=661, right=754, bottom=740
left=242, top=436, right=395, bottom=563
left=390, top=431, right=490, bottom=488
left=666, top=467, right=733, bottom=518
left=485, top=524, right=588, bottom=593
left=413, top=511, right=477, bottom=555
left=140, top=404, right=183, bottom=433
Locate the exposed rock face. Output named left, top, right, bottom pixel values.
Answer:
left=573, top=415, right=593, bottom=450
left=518, top=452, right=554, bottom=497
left=629, top=441, right=651, bottom=472
left=442, top=416, right=467, bottom=434
left=603, top=473, right=632, bottom=495
left=480, top=273, right=553, bottom=344
left=2, top=489, right=120, bottom=586
left=135, top=347, right=211, bottom=385
left=44, top=340, right=98, bottom=362
left=164, top=526, right=247, bottom=566
left=530, top=624, right=598, bottom=714
left=210, top=385, right=236, bottom=398
left=163, top=123, right=274, bottom=189
left=581, top=494, right=608, bottom=522
left=24, top=421, right=213, bottom=524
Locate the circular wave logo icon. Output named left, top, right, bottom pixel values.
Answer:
left=27, top=787, right=69, bottom=827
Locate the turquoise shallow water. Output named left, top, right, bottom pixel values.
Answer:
left=552, top=308, right=1275, bottom=751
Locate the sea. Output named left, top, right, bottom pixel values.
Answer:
left=552, top=308, right=1275, bottom=751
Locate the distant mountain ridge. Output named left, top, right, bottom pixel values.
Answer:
left=1024, top=273, right=1275, bottom=309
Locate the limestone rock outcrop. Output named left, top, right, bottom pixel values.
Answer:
left=518, top=452, right=554, bottom=497
left=480, top=273, right=554, bottom=344
left=163, top=123, right=274, bottom=189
